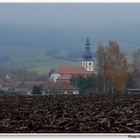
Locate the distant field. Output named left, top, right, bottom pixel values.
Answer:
left=0, top=45, right=79, bottom=74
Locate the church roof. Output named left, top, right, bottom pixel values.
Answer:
left=56, top=66, right=92, bottom=75
left=60, top=74, right=72, bottom=80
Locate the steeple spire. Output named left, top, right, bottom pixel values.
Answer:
left=82, top=37, right=93, bottom=60
left=86, top=36, right=90, bottom=46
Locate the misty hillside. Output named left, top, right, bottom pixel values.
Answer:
left=0, top=45, right=79, bottom=74
left=0, top=40, right=137, bottom=75
left=0, top=26, right=139, bottom=74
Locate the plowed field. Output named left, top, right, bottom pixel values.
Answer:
left=0, top=94, right=140, bottom=133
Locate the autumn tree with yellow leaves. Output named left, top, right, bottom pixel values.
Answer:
left=106, top=41, right=128, bottom=93
left=96, top=41, right=128, bottom=94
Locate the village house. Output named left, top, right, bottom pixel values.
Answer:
left=0, top=77, right=79, bottom=95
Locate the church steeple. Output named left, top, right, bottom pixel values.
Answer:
left=86, top=36, right=90, bottom=46
left=81, top=37, right=95, bottom=72
left=82, top=37, right=93, bottom=60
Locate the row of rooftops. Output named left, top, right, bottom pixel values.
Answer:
left=27, top=81, right=79, bottom=91
left=0, top=78, right=79, bottom=92
left=0, top=67, right=85, bottom=93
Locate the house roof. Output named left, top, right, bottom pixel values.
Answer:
left=56, top=66, right=92, bottom=75
left=27, top=82, right=79, bottom=91
left=43, top=82, right=79, bottom=90
left=60, top=74, right=72, bottom=80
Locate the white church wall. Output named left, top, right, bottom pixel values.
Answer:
left=81, top=60, right=95, bottom=72
left=50, top=73, right=61, bottom=83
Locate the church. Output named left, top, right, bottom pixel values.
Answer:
left=50, top=37, right=95, bottom=83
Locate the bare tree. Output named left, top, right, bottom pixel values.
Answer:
left=96, top=42, right=107, bottom=94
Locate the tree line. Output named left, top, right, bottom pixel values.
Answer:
left=71, top=40, right=140, bottom=94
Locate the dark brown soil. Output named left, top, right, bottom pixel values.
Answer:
left=0, top=94, right=140, bottom=133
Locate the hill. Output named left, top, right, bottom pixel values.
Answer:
left=0, top=45, right=79, bottom=74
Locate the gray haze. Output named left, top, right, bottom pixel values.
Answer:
left=0, top=3, right=140, bottom=50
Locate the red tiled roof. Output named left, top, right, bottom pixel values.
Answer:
left=56, top=66, right=92, bottom=75
left=60, top=74, right=72, bottom=80
left=42, top=82, right=79, bottom=90
left=27, top=82, right=79, bottom=91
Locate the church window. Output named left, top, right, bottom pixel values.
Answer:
left=83, top=62, right=85, bottom=66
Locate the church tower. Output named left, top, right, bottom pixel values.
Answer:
left=81, top=37, right=95, bottom=72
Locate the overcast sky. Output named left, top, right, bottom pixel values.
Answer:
left=0, top=3, right=140, bottom=50
left=0, top=4, right=140, bottom=28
